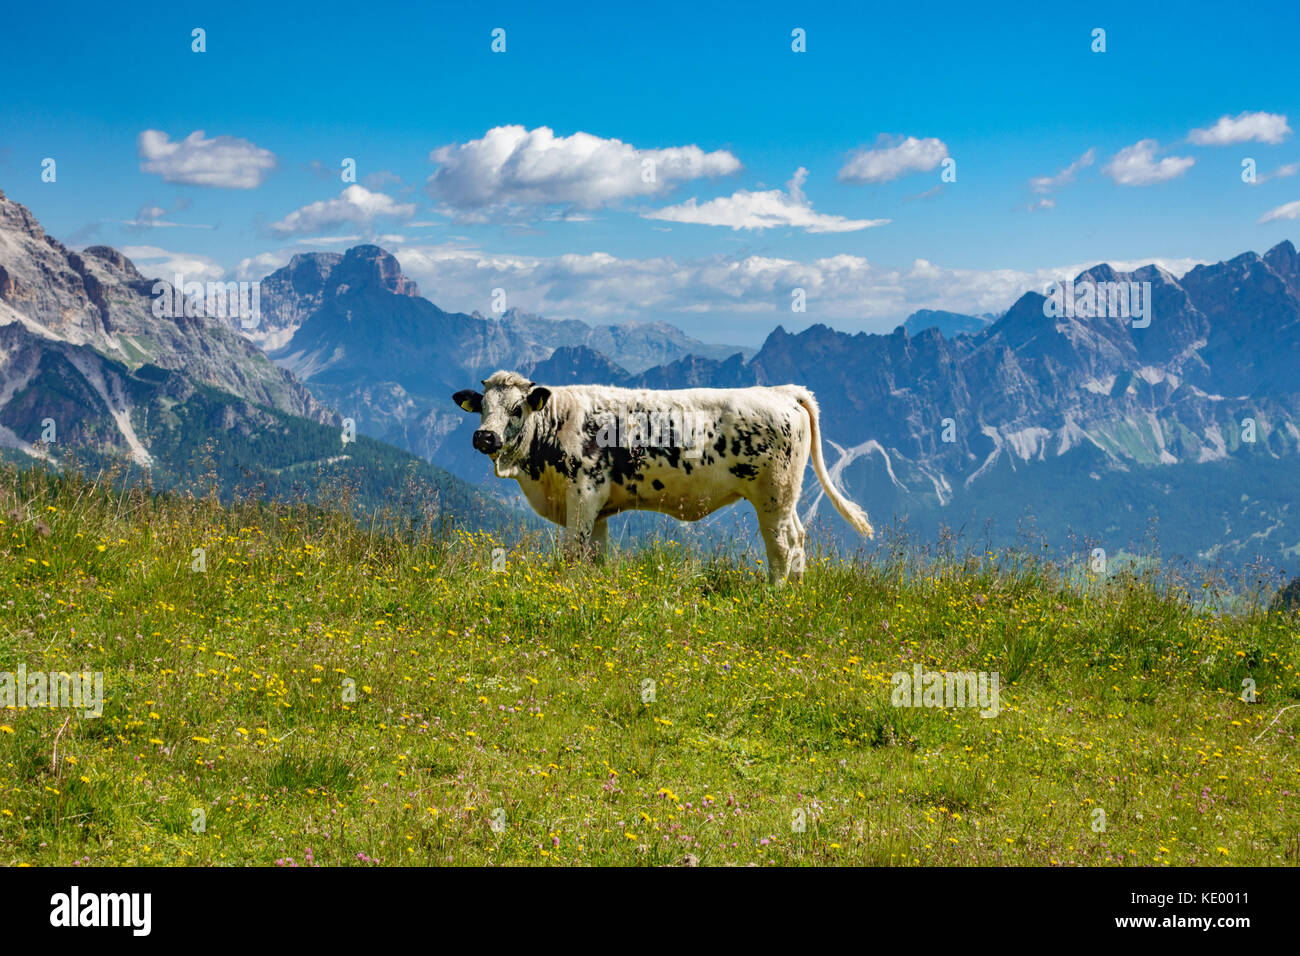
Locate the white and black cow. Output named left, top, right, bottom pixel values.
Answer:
left=453, top=371, right=874, bottom=583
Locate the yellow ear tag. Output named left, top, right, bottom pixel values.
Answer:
left=460, top=400, right=475, bottom=411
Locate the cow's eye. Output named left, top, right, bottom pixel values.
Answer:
left=510, top=406, right=522, bottom=418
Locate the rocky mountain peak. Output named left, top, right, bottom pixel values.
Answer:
left=325, top=245, right=419, bottom=298
left=284, top=251, right=344, bottom=286
left=82, top=244, right=144, bottom=280
left=1264, top=239, right=1300, bottom=297
left=0, top=190, right=111, bottom=345
left=525, top=345, right=630, bottom=385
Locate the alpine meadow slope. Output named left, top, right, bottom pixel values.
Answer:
left=2, top=464, right=1296, bottom=866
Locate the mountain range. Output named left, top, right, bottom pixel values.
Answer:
left=247, top=235, right=1300, bottom=572
left=0, top=189, right=513, bottom=529
left=4, top=184, right=1299, bottom=572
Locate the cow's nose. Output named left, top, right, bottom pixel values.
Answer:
left=473, top=429, right=502, bottom=454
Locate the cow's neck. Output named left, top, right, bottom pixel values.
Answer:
left=495, top=403, right=565, bottom=482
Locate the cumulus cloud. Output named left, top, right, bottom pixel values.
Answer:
left=1259, top=200, right=1300, bottom=223
left=644, top=168, right=888, bottom=233
left=1189, top=111, right=1291, bottom=146
left=425, top=124, right=740, bottom=216
left=1030, top=148, right=1096, bottom=194
left=381, top=244, right=1188, bottom=332
left=1102, top=140, right=1194, bottom=186
left=235, top=251, right=293, bottom=281
left=137, top=130, right=277, bottom=189
left=838, top=135, right=949, bottom=184
left=118, top=245, right=226, bottom=282
left=230, top=235, right=1205, bottom=334
left=269, top=185, right=415, bottom=237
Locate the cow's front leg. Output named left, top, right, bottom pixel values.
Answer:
left=563, top=486, right=603, bottom=562
left=591, top=516, right=609, bottom=562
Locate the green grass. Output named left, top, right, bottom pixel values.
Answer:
left=1, top=464, right=1297, bottom=867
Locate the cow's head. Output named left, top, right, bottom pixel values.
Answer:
left=453, top=371, right=551, bottom=461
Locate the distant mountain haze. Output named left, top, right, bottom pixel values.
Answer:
left=900, top=309, right=995, bottom=338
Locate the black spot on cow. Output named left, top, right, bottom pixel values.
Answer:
left=730, top=463, right=759, bottom=480
left=645, top=444, right=682, bottom=469
left=652, top=479, right=664, bottom=491
left=714, top=434, right=727, bottom=456
left=605, top=445, right=646, bottom=486
left=525, top=413, right=575, bottom=480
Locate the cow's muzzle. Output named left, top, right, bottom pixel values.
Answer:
left=473, top=429, right=502, bottom=455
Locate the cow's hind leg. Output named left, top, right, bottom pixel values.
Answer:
left=591, top=516, right=609, bottom=562
left=790, top=509, right=808, bottom=581
left=757, top=509, right=803, bottom=585
left=752, top=447, right=807, bottom=584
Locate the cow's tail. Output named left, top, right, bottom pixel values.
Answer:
left=792, top=388, right=875, bottom=539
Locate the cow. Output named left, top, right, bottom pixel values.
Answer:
left=453, top=371, right=874, bottom=583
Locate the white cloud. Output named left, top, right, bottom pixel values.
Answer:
left=1102, top=140, right=1194, bottom=186
left=119, top=245, right=226, bottom=282
left=425, top=124, right=740, bottom=216
left=235, top=251, right=293, bottom=281
left=121, top=202, right=212, bottom=229
left=1030, top=148, right=1096, bottom=193
left=1259, top=200, right=1300, bottom=223
left=120, top=219, right=213, bottom=229
left=1254, top=162, right=1300, bottom=185
left=644, top=168, right=888, bottom=233
left=1189, top=111, right=1291, bottom=146
left=838, top=135, right=949, bottom=184
left=229, top=235, right=1208, bottom=334
left=137, top=130, right=276, bottom=189
left=269, top=185, right=415, bottom=237
left=384, top=244, right=1182, bottom=331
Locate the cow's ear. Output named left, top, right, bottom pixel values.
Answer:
left=453, top=389, right=483, bottom=414
left=526, top=386, right=551, bottom=412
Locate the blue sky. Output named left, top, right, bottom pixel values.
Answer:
left=2, top=0, right=1298, bottom=344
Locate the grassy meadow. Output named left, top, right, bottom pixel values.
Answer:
left=1, top=465, right=1297, bottom=867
